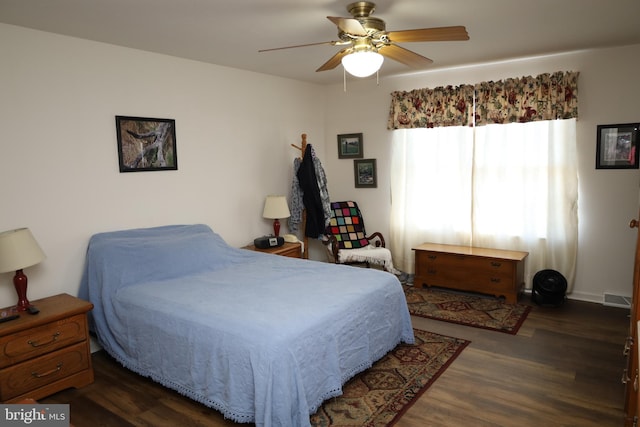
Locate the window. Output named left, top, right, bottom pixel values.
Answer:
left=390, top=119, right=578, bottom=288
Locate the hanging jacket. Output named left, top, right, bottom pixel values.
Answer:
left=297, top=144, right=326, bottom=238
left=289, top=157, right=303, bottom=233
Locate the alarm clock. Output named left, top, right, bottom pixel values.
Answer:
left=254, top=235, right=284, bottom=249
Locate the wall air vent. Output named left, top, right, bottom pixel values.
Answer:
left=603, top=292, right=631, bottom=309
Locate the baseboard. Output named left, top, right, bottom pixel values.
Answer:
left=523, top=288, right=627, bottom=307
left=89, top=334, right=103, bottom=353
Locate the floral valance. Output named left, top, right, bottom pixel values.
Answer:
left=387, top=84, right=474, bottom=129
left=387, top=71, right=579, bottom=129
left=475, top=71, right=579, bottom=126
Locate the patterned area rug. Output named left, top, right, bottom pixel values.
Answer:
left=404, top=285, right=531, bottom=334
left=310, top=328, right=469, bottom=427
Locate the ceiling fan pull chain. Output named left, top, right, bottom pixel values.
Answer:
left=344, top=68, right=347, bottom=92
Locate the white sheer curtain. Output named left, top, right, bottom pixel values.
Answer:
left=390, top=119, right=578, bottom=290
left=390, top=126, right=474, bottom=270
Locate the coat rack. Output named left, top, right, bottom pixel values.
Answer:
left=291, top=134, right=309, bottom=259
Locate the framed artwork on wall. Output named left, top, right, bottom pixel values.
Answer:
left=596, top=123, right=639, bottom=169
left=116, top=116, right=178, bottom=172
left=337, top=133, right=364, bottom=159
left=354, top=159, right=377, bottom=188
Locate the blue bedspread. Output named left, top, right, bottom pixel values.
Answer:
left=79, top=224, right=414, bottom=426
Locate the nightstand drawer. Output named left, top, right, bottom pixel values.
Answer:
left=275, top=244, right=302, bottom=258
left=0, top=314, right=87, bottom=368
left=244, top=241, right=302, bottom=258
left=0, top=341, right=90, bottom=401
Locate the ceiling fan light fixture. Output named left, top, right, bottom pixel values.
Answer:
left=341, top=50, right=384, bottom=77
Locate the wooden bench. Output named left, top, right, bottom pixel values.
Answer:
left=413, top=243, right=528, bottom=303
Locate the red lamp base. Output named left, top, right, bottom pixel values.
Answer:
left=273, top=219, right=281, bottom=237
left=13, top=269, right=30, bottom=311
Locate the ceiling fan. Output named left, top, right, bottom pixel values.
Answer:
left=259, top=1, right=469, bottom=77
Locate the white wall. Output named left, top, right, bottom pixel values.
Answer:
left=321, top=45, right=640, bottom=303
left=0, top=24, right=326, bottom=307
left=2, top=22, right=639, bottom=307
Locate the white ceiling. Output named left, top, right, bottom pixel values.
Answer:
left=2, top=0, right=640, bottom=85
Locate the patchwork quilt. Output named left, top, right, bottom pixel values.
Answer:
left=326, top=201, right=370, bottom=249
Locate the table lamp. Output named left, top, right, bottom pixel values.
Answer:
left=262, top=195, right=291, bottom=237
left=0, top=228, right=46, bottom=311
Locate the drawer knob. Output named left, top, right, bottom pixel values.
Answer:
left=623, top=368, right=630, bottom=384
left=624, top=336, right=634, bottom=356
left=490, top=277, right=501, bottom=283
left=32, top=362, right=63, bottom=378
left=28, top=331, right=61, bottom=348
left=491, top=261, right=502, bottom=268
left=427, top=255, right=437, bottom=260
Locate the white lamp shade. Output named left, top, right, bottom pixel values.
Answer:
left=341, top=51, right=384, bottom=77
left=0, top=228, right=46, bottom=273
left=263, top=195, right=291, bottom=219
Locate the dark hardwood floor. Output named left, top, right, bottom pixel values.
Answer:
left=42, top=296, right=628, bottom=426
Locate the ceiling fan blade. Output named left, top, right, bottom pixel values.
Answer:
left=378, top=44, right=433, bottom=68
left=327, top=16, right=368, bottom=37
left=316, top=48, right=351, bottom=72
left=387, top=26, right=469, bottom=43
left=259, top=41, right=338, bottom=52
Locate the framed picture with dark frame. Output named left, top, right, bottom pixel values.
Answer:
left=337, top=133, right=364, bottom=159
left=596, top=123, right=639, bottom=169
left=354, top=159, right=377, bottom=188
left=116, top=116, right=178, bottom=172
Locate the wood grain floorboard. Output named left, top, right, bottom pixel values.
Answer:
left=41, top=296, right=628, bottom=426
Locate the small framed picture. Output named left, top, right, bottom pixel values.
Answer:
left=596, top=123, right=639, bottom=169
left=337, top=133, right=364, bottom=159
left=116, top=116, right=178, bottom=172
left=354, top=159, right=377, bottom=188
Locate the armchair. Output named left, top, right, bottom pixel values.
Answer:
left=324, top=201, right=397, bottom=273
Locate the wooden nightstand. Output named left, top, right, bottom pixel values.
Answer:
left=244, top=241, right=302, bottom=258
left=0, top=293, right=94, bottom=403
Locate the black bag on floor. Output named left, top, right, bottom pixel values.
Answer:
left=532, top=269, right=567, bottom=307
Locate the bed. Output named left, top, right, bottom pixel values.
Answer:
left=78, top=224, right=414, bottom=426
